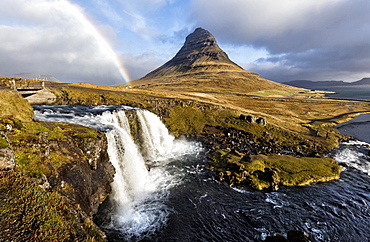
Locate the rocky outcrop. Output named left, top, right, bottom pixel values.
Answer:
left=197, top=126, right=306, bottom=156
left=25, top=125, right=116, bottom=217
left=3, top=120, right=115, bottom=240
left=209, top=149, right=341, bottom=191
left=0, top=132, right=15, bottom=170
left=55, top=136, right=115, bottom=216
left=240, top=114, right=267, bottom=126
left=0, top=147, right=15, bottom=170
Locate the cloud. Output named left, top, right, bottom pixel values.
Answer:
left=121, top=52, right=169, bottom=81
left=0, top=0, right=125, bottom=85
left=191, top=0, right=370, bottom=82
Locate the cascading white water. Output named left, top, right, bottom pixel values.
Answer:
left=136, top=109, right=175, bottom=165
left=100, top=109, right=183, bottom=237
left=100, top=111, right=149, bottom=224
left=33, top=105, right=202, bottom=239
left=332, top=140, right=370, bottom=176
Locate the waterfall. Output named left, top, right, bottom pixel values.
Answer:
left=33, top=105, right=202, bottom=240
left=136, top=109, right=175, bottom=165
left=100, top=109, right=177, bottom=236
left=100, top=111, right=149, bottom=221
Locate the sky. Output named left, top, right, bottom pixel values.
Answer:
left=1, top=0, right=370, bottom=85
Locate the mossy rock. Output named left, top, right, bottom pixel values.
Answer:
left=0, top=137, right=8, bottom=149
left=209, top=149, right=341, bottom=190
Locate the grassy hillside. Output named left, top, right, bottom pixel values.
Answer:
left=45, top=82, right=370, bottom=152
left=0, top=88, right=107, bottom=241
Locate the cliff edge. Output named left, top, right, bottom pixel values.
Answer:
left=0, top=89, right=115, bottom=241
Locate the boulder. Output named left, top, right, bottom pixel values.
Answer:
left=256, top=117, right=267, bottom=126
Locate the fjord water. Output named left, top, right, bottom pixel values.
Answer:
left=326, top=87, right=370, bottom=101
left=33, top=105, right=370, bottom=241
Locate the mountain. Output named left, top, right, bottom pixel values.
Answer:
left=126, top=28, right=297, bottom=93
left=284, top=78, right=370, bottom=89
left=354, top=78, right=370, bottom=86
left=10, top=73, right=61, bottom=82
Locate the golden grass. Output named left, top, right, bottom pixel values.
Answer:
left=0, top=90, right=34, bottom=122
left=44, top=80, right=370, bottom=152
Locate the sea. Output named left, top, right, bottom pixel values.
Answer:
left=33, top=89, right=370, bottom=242
left=324, top=87, right=370, bottom=101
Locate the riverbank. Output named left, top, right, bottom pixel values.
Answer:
left=336, top=113, right=370, bottom=143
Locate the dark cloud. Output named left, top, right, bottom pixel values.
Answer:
left=191, top=0, right=370, bottom=82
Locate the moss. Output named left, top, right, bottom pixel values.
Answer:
left=164, top=105, right=239, bottom=136
left=72, top=131, right=98, bottom=139
left=7, top=121, right=103, bottom=178
left=165, top=106, right=207, bottom=136
left=250, top=154, right=341, bottom=186
left=209, top=149, right=341, bottom=190
left=0, top=171, right=78, bottom=241
left=14, top=150, right=51, bottom=178
left=0, top=137, right=8, bottom=149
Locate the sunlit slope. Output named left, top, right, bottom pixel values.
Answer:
left=120, top=28, right=300, bottom=94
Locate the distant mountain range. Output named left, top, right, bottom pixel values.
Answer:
left=125, top=28, right=298, bottom=93
left=9, top=73, right=61, bottom=82
left=284, top=78, right=370, bottom=89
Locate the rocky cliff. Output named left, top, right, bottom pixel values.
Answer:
left=0, top=89, right=115, bottom=241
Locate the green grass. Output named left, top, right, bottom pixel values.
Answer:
left=209, top=149, right=341, bottom=190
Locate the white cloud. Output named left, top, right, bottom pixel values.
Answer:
left=0, top=0, right=125, bottom=85
left=121, top=52, right=168, bottom=80
left=191, top=0, right=370, bottom=82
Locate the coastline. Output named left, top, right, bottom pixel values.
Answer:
left=336, top=113, right=370, bottom=143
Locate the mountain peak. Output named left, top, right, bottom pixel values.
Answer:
left=128, top=28, right=294, bottom=94
left=140, top=28, right=243, bottom=79
left=180, top=27, right=218, bottom=52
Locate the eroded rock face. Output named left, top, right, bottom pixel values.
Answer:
left=0, top=132, right=15, bottom=170
left=56, top=136, right=115, bottom=217
left=6, top=121, right=115, bottom=218
left=0, top=148, right=15, bottom=170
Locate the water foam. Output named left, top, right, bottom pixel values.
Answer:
left=33, top=105, right=202, bottom=240
left=332, top=140, right=370, bottom=176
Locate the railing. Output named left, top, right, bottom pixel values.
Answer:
left=0, top=78, right=45, bottom=90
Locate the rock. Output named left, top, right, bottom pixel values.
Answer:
left=246, top=115, right=258, bottom=123
left=256, top=117, right=267, bottom=126
left=287, top=230, right=311, bottom=242
left=240, top=114, right=266, bottom=125
left=20, top=88, right=57, bottom=105
left=265, top=230, right=311, bottom=242
left=56, top=136, right=115, bottom=217
left=265, top=234, right=288, bottom=242
left=0, top=148, right=15, bottom=170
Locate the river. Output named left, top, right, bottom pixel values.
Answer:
left=33, top=105, right=370, bottom=242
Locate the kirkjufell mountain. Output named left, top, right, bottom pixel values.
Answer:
left=127, top=27, right=298, bottom=93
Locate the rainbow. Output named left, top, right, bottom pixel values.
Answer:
left=63, top=0, right=131, bottom=83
